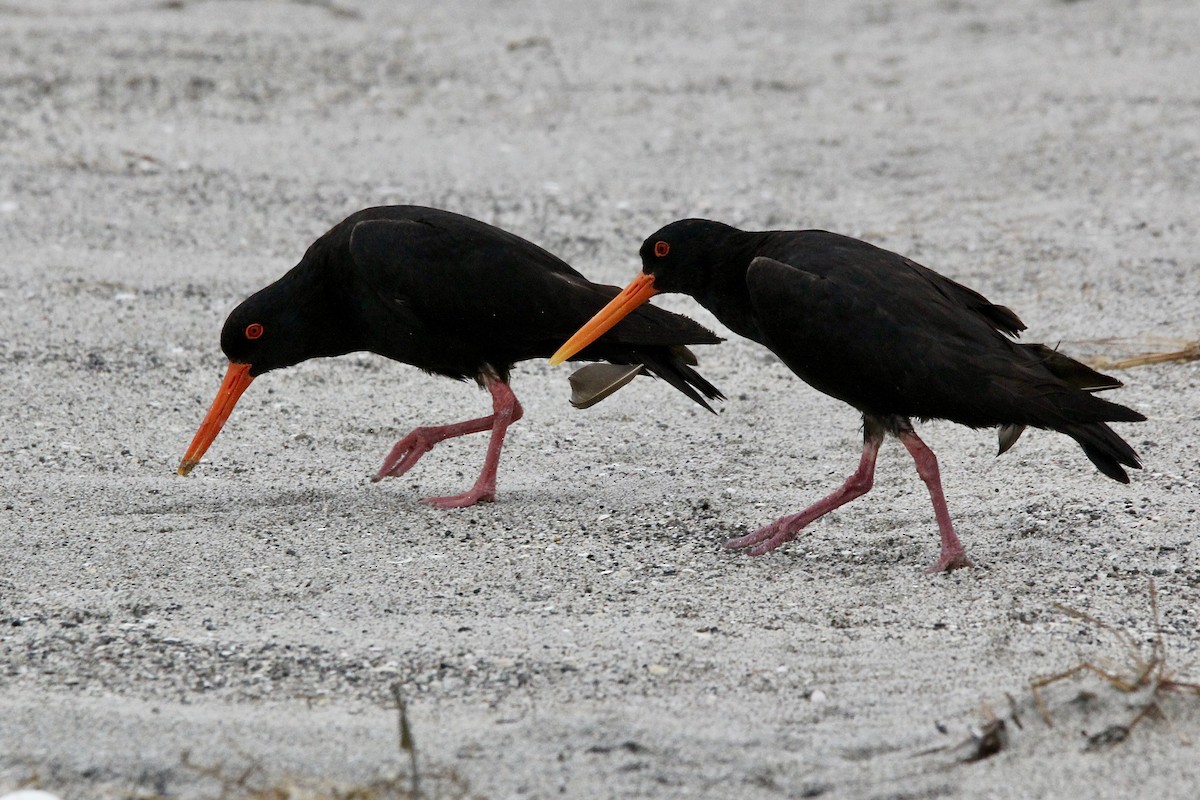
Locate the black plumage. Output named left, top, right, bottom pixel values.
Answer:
left=552, top=218, right=1144, bottom=571
left=179, top=206, right=722, bottom=507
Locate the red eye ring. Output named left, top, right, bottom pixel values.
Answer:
left=244, top=323, right=264, bottom=340
left=653, top=240, right=670, bottom=257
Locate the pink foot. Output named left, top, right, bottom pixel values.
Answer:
left=371, top=427, right=446, bottom=482
left=724, top=515, right=805, bottom=556
left=421, top=487, right=496, bottom=509
left=725, top=428, right=883, bottom=557
left=925, top=547, right=975, bottom=574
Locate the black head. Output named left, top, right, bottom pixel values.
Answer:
left=637, top=218, right=743, bottom=295
left=219, top=262, right=357, bottom=376
left=548, top=218, right=747, bottom=366
left=179, top=219, right=366, bottom=476
left=219, top=288, right=288, bottom=376
left=177, top=283, right=310, bottom=477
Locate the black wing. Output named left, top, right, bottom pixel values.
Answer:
left=348, top=216, right=718, bottom=351
left=744, top=242, right=1128, bottom=428
left=347, top=215, right=723, bottom=406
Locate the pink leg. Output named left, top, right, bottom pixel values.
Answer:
left=372, top=415, right=494, bottom=483
left=896, top=429, right=974, bottom=573
left=372, top=374, right=524, bottom=509
left=423, top=377, right=523, bottom=508
left=724, top=426, right=884, bottom=556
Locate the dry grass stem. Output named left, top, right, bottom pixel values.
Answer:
left=1066, top=336, right=1200, bottom=371
left=1030, top=580, right=1200, bottom=749
left=167, top=688, right=475, bottom=799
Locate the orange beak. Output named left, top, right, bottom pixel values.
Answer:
left=177, top=362, right=255, bottom=476
left=549, top=273, right=658, bottom=365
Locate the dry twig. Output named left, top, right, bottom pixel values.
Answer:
left=1066, top=336, right=1200, bottom=371
left=916, top=694, right=1023, bottom=766
left=171, top=687, right=475, bottom=798
left=1030, top=580, right=1200, bottom=749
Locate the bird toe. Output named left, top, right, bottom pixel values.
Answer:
left=924, top=549, right=975, bottom=574
left=421, top=489, right=496, bottom=509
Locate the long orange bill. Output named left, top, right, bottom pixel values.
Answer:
left=549, top=273, right=658, bottom=365
left=177, top=361, right=255, bottom=476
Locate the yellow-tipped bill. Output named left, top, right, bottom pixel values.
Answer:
left=177, top=361, right=255, bottom=476
left=549, top=273, right=658, bottom=365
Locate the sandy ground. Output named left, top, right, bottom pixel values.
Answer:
left=2, top=0, right=1199, bottom=797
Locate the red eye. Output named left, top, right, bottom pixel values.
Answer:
left=653, top=240, right=670, bottom=257
left=244, top=323, right=264, bottom=340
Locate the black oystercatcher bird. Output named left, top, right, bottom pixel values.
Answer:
left=551, top=219, right=1144, bottom=571
left=177, top=206, right=722, bottom=508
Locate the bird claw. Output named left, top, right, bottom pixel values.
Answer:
left=420, top=488, right=496, bottom=509
left=723, top=518, right=803, bottom=555
left=372, top=429, right=439, bottom=482
left=924, top=548, right=975, bottom=574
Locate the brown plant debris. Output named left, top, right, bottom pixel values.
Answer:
left=172, top=685, right=475, bottom=799
left=1066, top=336, right=1200, bottom=371
left=1030, top=580, right=1200, bottom=749
left=919, top=695, right=1022, bottom=765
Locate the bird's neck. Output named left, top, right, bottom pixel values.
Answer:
left=276, top=256, right=364, bottom=360
left=689, top=231, right=770, bottom=345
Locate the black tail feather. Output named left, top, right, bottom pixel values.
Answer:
left=1026, top=344, right=1146, bottom=424
left=633, top=347, right=725, bottom=413
left=1029, top=343, right=1124, bottom=392
left=1062, top=421, right=1142, bottom=483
